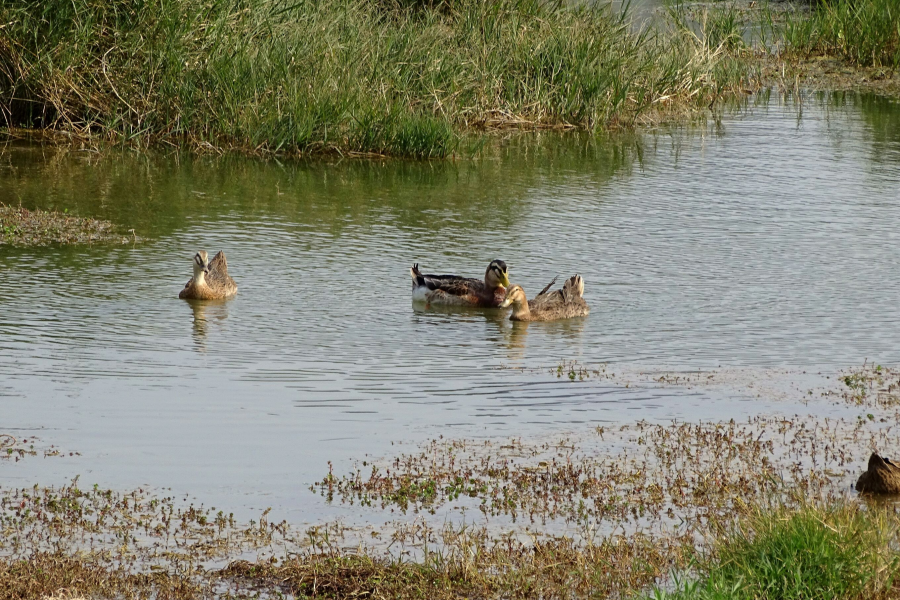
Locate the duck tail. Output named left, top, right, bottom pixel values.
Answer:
left=410, top=263, right=425, bottom=286
left=563, top=274, right=584, bottom=299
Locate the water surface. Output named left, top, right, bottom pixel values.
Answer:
left=2, top=91, right=899, bottom=520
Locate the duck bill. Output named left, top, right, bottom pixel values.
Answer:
left=499, top=273, right=511, bottom=288
left=499, top=297, right=512, bottom=308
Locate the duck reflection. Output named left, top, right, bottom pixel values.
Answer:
left=188, top=299, right=230, bottom=353
left=411, top=301, right=587, bottom=360
left=495, top=315, right=587, bottom=360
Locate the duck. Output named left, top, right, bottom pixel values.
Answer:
left=410, top=260, right=510, bottom=307
left=500, top=274, right=589, bottom=321
left=856, top=453, right=900, bottom=494
left=179, top=250, right=238, bottom=300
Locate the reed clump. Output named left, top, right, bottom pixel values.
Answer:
left=781, top=0, right=900, bottom=69
left=0, top=0, right=754, bottom=158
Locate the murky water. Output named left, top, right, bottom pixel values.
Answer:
left=2, top=92, right=899, bottom=520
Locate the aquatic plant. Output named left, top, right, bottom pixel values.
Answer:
left=836, top=363, right=900, bottom=407
left=0, top=203, right=132, bottom=246
left=5, top=392, right=900, bottom=598
left=314, top=412, right=898, bottom=531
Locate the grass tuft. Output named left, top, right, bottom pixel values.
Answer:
left=650, top=501, right=900, bottom=600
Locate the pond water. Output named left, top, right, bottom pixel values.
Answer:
left=1, top=91, right=900, bottom=521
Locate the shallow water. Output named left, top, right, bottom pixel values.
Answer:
left=2, top=91, right=900, bottom=521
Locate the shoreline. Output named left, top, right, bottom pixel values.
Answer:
left=2, top=364, right=899, bottom=598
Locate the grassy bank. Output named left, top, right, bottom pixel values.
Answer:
left=3, top=502, right=898, bottom=599
left=2, top=502, right=894, bottom=600
left=0, top=0, right=754, bottom=158
left=1, top=0, right=897, bottom=158
left=758, top=0, right=900, bottom=96
left=0, top=203, right=133, bottom=245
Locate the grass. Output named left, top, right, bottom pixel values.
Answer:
left=0, top=0, right=896, bottom=158
left=648, top=501, right=900, bottom=600
left=0, top=0, right=756, bottom=158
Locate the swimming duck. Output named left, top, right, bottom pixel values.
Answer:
left=500, top=275, right=589, bottom=321
left=179, top=250, right=238, bottom=300
left=856, top=453, right=900, bottom=494
left=410, top=260, right=510, bottom=307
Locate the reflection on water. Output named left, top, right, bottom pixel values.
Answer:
left=1, top=92, right=900, bottom=518
left=188, top=300, right=230, bottom=353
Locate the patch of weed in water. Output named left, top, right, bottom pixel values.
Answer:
left=834, top=363, right=900, bottom=407
left=0, top=204, right=136, bottom=246
left=314, top=410, right=900, bottom=535
left=0, top=434, right=78, bottom=462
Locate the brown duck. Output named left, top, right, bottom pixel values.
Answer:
left=856, top=453, right=900, bottom=494
left=500, top=274, right=589, bottom=322
left=179, top=250, right=238, bottom=300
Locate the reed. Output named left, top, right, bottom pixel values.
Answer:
left=781, top=0, right=899, bottom=68
left=0, top=0, right=753, bottom=158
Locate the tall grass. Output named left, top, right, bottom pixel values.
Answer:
left=648, top=501, right=900, bottom=600
left=0, top=0, right=751, bottom=157
left=782, top=0, right=900, bottom=68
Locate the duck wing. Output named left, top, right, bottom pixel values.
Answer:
left=534, top=276, right=558, bottom=299
left=529, top=274, right=589, bottom=319
left=410, top=264, right=486, bottom=296
left=529, top=276, right=562, bottom=309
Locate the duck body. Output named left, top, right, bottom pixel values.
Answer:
left=410, top=260, right=509, bottom=307
left=501, top=275, right=589, bottom=322
left=856, top=453, right=900, bottom=494
left=179, top=250, right=238, bottom=300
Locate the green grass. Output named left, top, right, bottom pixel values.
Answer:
left=0, top=0, right=753, bottom=158
left=782, top=0, right=900, bottom=68
left=647, top=502, right=900, bottom=600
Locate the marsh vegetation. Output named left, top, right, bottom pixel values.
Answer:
left=0, top=0, right=760, bottom=158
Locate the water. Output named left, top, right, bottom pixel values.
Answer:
left=1, top=91, right=899, bottom=521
